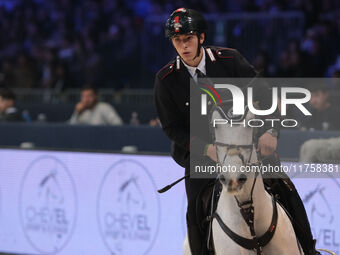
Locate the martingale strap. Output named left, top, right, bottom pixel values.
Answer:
left=212, top=195, right=278, bottom=254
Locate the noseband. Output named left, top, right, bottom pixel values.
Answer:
left=215, top=140, right=261, bottom=170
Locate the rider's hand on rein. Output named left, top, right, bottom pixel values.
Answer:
left=206, top=144, right=218, bottom=162
left=257, top=132, right=278, bottom=156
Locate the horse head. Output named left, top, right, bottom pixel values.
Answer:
left=210, top=103, right=260, bottom=196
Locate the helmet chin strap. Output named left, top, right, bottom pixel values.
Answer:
left=195, top=34, right=202, bottom=59
left=192, top=47, right=201, bottom=61
left=192, top=33, right=204, bottom=61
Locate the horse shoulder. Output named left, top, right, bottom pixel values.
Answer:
left=263, top=203, right=302, bottom=255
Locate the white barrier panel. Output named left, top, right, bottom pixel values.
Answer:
left=293, top=178, right=340, bottom=254
left=0, top=148, right=338, bottom=255
left=0, top=149, right=187, bottom=255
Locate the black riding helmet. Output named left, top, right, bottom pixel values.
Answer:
left=165, top=8, right=207, bottom=58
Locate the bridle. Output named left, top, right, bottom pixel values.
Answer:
left=212, top=188, right=278, bottom=255
left=210, top=104, right=278, bottom=255
left=215, top=142, right=257, bottom=169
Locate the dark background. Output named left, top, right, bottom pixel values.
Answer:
left=0, top=0, right=339, bottom=160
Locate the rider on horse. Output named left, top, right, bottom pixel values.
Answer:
left=154, top=8, right=319, bottom=255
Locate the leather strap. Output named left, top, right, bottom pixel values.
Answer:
left=212, top=195, right=278, bottom=254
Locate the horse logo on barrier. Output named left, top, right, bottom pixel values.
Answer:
left=97, top=159, right=160, bottom=255
left=302, top=180, right=340, bottom=254
left=19, top=156, right=77, bottom=254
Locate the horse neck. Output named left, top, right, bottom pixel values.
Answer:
left=253, top=174, right=275, bottom=235
left=217, top=173, right=272, bottom=229
left=236, top=173, right=269, bottom=212
left=251, top=174, right=272, bottom=216
left=242, top=173, right=275, bottom=235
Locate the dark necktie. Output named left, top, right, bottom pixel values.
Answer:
left=196, top=68, right=206, bottom=78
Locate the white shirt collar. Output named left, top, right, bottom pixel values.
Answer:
left=181, top=48, right=206, bottom=79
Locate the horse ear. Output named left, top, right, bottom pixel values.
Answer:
left=253, top=101, right=260, bottom=109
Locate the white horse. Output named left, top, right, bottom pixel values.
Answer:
left=182, top=105, right=336, bottom=255
left=211, top=107, right=303, bottom=255
left=183, top=106, right=303, bottom=255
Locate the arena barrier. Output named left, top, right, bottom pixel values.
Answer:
left=0, top=123, right=340, bottom=160
left=0, top=148, right=338, bottom=254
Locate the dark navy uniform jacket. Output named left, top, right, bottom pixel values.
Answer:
left=154, top=46, right=280, bottom=168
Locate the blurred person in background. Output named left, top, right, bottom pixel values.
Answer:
left=333, top=69, right=340, bottom=78
left=149, top=117, right=160, bottom=127
left=253, top=50, right=272, bottom=76
left=299, top=71, right=340, bottom=162
left=0, top=88, right=23, bottom=122
left=0, top=0, right=339, bottom=89
left=0, top=59, right=16, bottom=88
left=295, top=85, right=340, bottom=131
left=13, top=54, right=37, bottom=88
left=69, top=85, right=122, bottom=125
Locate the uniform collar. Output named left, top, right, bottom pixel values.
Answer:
left=181, top=48, right=206, bottom=78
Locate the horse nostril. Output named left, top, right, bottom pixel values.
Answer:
left=219, top=175, right=226, bottom=184
left=238, top=174, right=247, bottom=184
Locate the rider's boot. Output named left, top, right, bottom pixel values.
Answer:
left=313, top=239, right=322, bottom=255
left=187, top=223, right=205, bottom=255
left=290, top=192, right=318, bottom=255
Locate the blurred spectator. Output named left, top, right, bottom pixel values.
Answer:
left=0, top=88, right=23, bottom=122
left=69, top=85, right=123, bottom=125
left=295, top=86, right=340, bottom=130
left=253, top=50, right=271, bottom=76
left=301, top=28, right=328, bottom=77
left=149, top=117, right=160, bottom=127
left=330, top=69, right=340, bottom=90
left=129, top=111, right=140, bottom=126
left=0, top=59, right=15, bottom=88
left=276, top=50, right=305, bottom=77
left=333, top=69, right=340, bottom=78
left=13, top=54, right=36, bottom=88
left=326, top=56, right=340, bottom=77
left=0, top=0, right=339, bottom=89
